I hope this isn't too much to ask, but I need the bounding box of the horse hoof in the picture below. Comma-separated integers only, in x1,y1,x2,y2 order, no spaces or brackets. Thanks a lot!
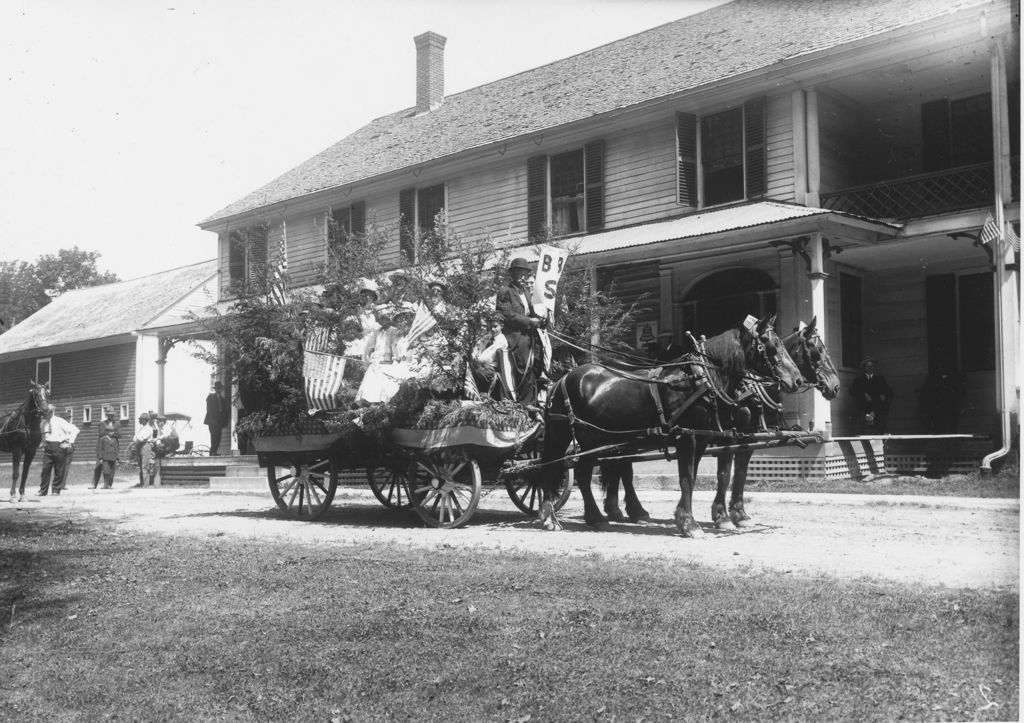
675,515,704,538
604,508,627,523
714,517,736,531
585,517,610,531
628,512,651,523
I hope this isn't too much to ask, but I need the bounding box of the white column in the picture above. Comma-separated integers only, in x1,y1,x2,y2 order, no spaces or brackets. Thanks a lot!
807,233,832,432
805,89,821,208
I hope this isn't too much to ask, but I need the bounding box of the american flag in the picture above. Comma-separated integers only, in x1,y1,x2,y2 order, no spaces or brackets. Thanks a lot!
404,302,438,346
303,327,347,413
980,214,1002,247
269,234,289,305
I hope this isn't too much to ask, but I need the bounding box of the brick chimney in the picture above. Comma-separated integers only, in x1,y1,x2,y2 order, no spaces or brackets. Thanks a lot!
414,31,446,113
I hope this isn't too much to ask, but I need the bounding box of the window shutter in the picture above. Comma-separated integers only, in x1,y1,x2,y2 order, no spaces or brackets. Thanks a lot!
399,188,416,262
228,231,245,288
921,99,950,173
584,140,605,232
247,226,268,292
744,97,766,198
676,113,698,207
527,155,547,240
350,201,366,236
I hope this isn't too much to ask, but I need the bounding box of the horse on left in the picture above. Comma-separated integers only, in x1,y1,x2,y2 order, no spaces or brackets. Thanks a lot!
0,381,50,502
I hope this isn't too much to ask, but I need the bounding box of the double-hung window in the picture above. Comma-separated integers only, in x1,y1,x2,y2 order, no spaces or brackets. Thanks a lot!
921,93,993,172
35,358,51,389
926,272,995,373
328,202,366,257
399,184,446,263
677,97,766,208
527,141,605,241
226,224,269,296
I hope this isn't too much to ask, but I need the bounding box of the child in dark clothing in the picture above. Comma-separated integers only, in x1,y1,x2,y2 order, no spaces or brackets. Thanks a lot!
93,424,120,489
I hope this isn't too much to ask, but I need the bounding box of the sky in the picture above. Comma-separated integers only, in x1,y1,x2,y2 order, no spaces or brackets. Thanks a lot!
1,0,727,281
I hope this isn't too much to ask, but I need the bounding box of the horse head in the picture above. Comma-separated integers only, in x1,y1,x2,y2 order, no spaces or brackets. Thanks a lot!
788,318,840,400
29,380,50,416
743,315,803,393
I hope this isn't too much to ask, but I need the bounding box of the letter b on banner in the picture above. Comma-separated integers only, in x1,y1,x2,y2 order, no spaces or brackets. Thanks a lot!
532,245,569,323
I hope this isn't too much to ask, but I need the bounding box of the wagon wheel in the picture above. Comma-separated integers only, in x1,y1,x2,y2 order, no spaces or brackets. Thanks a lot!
366,461,413,510
267,456,337,520
505,451,574,517
407,452,482,529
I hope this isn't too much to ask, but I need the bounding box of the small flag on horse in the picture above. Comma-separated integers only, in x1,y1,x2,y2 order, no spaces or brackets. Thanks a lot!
270,234,289,305
303,326,346,413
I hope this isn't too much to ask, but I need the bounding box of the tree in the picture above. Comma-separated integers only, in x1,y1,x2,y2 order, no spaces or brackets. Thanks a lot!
0,247,119,332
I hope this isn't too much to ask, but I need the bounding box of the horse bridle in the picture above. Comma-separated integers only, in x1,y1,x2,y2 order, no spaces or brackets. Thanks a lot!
784,329,830,394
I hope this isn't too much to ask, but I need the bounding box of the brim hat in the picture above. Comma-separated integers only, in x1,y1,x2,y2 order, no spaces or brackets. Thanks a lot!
355,278,379,297
860,356,877,368
510,257,533,272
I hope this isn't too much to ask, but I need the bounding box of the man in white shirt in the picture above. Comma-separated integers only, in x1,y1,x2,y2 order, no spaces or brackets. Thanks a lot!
38,408,79,496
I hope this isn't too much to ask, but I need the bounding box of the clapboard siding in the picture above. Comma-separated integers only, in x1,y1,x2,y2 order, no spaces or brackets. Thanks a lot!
0,344,136,462
286,215,326,287
817,90,867,193
448,158,525,238
605,124,678,227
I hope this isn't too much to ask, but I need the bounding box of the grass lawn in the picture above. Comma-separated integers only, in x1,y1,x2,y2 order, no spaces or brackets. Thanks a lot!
0,514,1017,722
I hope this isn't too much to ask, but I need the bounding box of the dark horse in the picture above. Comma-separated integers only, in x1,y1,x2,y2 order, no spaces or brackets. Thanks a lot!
537,316,804,536
0,381,50,501
711,317,840,529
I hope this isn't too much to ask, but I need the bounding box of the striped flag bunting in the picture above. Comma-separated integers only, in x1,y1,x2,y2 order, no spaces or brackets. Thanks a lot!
463,366,481,401
980,214,1001,247
1006,223,1020,253
404,302,438,346
303,326,346,413
269,234,289,305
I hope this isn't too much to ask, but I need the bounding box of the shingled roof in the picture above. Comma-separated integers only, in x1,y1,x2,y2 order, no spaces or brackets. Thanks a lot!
0,260,217,357
203,0,989,224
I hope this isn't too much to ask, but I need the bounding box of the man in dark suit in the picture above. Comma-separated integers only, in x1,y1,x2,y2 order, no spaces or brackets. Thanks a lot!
204,381,228,455
849,357,894,434
495,257,545,406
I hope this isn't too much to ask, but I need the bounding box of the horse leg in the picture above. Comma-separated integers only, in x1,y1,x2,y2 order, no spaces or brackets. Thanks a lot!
713,451,735,530
729,448,754,527
600,462,627,523
20,447,37,499
576,457,608,529
620,464,650,522
673,434,703,538
8,450,19,500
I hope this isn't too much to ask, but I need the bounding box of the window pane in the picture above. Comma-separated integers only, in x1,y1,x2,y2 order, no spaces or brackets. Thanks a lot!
950,94,992,167
417,185,445,231
36,359,51,388
551,150,584,234
701,108,744,205
839,273,863,368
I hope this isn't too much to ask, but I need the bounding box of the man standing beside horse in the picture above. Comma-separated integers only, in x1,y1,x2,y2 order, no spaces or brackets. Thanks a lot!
38,408,78,496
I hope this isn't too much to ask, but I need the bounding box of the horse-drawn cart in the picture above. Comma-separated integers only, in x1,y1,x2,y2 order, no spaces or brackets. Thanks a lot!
254,405,573,527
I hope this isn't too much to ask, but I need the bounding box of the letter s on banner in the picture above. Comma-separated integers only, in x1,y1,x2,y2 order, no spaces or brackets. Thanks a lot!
531,245,569,324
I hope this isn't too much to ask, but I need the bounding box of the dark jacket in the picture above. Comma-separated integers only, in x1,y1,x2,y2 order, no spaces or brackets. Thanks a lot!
204,392,227,427
849,373,893,413
496,283,537,368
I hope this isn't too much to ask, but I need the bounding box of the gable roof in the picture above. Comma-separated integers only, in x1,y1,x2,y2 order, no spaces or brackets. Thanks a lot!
0,260,218,358
202,0,992,225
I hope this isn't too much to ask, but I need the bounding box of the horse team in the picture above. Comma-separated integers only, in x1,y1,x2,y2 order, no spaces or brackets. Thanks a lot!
1,315,838,535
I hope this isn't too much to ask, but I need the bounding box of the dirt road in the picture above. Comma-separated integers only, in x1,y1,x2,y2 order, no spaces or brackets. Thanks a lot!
3,483,1018,590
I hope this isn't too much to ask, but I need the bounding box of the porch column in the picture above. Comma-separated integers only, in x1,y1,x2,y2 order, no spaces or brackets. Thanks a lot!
806,233,832,434
659,267,674,338
156,337,173,415
805,89,821,208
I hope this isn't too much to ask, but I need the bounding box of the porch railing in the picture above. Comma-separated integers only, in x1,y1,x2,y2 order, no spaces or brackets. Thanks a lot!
820,160,1019,219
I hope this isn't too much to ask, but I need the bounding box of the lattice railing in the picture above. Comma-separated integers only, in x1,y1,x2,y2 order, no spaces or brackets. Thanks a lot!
820,162,1004,219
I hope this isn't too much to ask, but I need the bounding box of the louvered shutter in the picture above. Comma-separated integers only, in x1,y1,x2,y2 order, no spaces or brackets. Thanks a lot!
584,140,605,232
921,99,950,173
228,231,245,290
527,155,547,241
676,113,697,207
399,188,416,262
744,97,766,199
247,226,268,293
350,201,366,236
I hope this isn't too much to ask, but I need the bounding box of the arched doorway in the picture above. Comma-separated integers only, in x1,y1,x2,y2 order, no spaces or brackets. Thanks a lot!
681,267,778,336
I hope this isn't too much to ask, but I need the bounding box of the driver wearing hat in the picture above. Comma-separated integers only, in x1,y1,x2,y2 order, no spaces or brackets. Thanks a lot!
495,257,545,406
